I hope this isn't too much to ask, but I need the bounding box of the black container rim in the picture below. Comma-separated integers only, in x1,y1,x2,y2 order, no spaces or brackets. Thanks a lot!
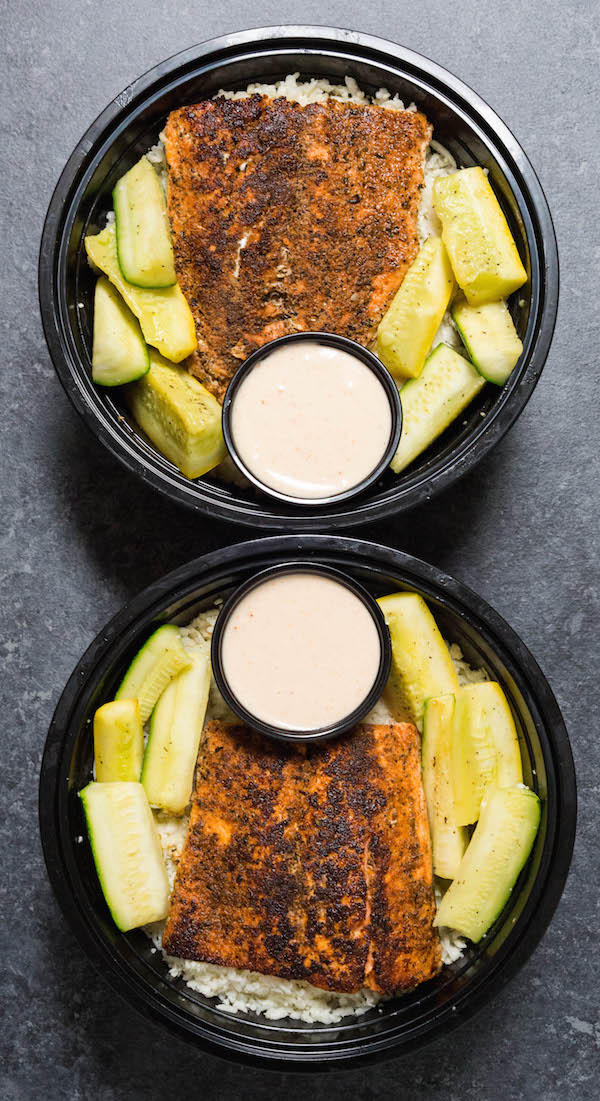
38,535,576,1070
210,561,392,741
221,333,402,507
38,26,559,531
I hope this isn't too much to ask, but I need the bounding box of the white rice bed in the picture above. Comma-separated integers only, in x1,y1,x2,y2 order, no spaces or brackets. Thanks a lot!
144,603,487,1026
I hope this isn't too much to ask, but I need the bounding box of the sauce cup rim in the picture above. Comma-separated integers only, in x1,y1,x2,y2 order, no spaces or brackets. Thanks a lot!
221,332,402,507
210,561,392,742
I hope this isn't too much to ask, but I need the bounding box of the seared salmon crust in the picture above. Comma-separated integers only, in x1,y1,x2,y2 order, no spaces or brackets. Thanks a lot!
165,96,432,401
163,721,441,995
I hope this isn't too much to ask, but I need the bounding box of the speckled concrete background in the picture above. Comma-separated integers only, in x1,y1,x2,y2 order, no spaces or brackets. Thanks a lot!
1,1,598,1097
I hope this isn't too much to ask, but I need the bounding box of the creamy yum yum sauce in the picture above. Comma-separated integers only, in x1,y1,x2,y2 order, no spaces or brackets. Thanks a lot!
220,573,382,732
229,341,393,499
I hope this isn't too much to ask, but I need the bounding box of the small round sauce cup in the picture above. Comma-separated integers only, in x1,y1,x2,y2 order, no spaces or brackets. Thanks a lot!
221,333,402,507
210,563,392,743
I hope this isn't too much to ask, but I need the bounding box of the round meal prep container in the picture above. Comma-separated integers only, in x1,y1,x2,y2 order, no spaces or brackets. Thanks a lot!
39,26,559,531
39,535,576,1070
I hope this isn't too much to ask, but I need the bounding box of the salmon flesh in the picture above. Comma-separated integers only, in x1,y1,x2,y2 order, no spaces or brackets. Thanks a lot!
164,95,432,401
162,721,441,995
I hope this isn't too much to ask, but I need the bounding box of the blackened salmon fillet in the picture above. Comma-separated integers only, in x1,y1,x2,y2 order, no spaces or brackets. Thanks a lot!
162,721,441,995
164,95,432,401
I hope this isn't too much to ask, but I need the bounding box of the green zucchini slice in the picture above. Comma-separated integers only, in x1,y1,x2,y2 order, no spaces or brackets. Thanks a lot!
113,156,176,288
142,646,211,814
115,624,191,723
422,695,468,879
377,591,459,725
91,277,149,386
434,784,540,941
390,344,485,474
93,698,144,782
452,294,523,385
85,225,197,363
80,781,170,931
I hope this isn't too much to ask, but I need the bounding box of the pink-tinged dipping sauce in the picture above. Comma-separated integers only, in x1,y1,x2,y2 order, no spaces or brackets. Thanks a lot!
220,572,383,732
229,341,393,499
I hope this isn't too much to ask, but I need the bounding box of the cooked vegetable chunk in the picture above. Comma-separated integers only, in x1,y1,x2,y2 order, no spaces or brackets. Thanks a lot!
142,646,211,815
91,277,149,386
126,350,226,479
390,344,485,474
114,156,176,288
452,294,523,385
378,591,459,725
422,695,468,879
451,681,523,826
80,781,170,931
433,168,527,306
116,624,191,723
93,698,144,782
85,225,196,362
376,237,455,380
434,784,540,941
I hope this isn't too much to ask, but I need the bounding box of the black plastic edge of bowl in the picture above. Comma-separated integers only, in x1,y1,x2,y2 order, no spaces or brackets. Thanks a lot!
210,561,392,741
38,26,559,531
38,535,576,1071
221,333,402,506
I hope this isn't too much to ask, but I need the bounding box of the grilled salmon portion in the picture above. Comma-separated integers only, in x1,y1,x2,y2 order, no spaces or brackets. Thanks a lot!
162,721,441,994
164,96,432,401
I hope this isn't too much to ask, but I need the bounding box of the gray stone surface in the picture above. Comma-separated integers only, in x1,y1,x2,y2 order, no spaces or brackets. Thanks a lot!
1,1,598,1097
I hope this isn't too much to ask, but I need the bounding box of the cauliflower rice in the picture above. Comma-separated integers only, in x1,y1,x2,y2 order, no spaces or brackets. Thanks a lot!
145,600,487,1025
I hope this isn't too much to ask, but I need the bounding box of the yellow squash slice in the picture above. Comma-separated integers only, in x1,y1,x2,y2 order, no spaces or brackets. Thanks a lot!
85,224,196,362
433,168,527,306
126,350,226,479
391,344,485,474
422,695,469,879
376,237,455,380
377,591,459,725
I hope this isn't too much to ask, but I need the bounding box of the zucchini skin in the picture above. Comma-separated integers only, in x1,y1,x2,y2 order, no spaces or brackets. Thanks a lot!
91,277,149,387
434,784,540,941
85,225,197,363
378,591,459,725
376,237,455,380
433,168,527,307
113,156,176,289
390,344,485,474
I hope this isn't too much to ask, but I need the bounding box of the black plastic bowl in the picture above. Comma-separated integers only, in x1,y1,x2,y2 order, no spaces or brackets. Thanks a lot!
39,535,575,1070
39,26,559,531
